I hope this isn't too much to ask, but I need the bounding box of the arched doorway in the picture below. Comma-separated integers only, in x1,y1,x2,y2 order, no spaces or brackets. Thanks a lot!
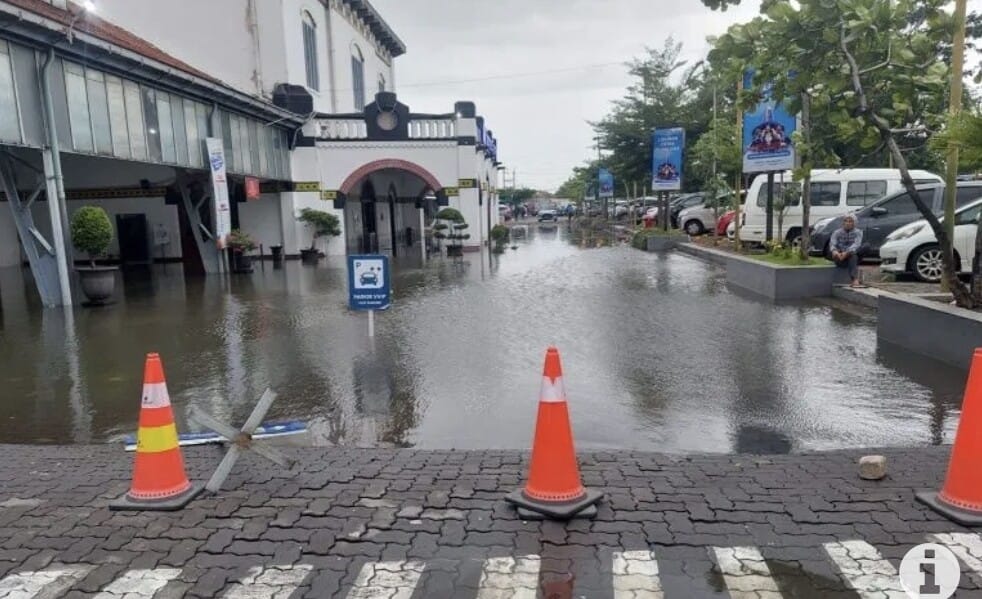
338,159,446,257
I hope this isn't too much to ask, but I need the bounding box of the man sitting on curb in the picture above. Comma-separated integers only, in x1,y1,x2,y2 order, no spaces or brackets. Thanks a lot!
829,214,864,287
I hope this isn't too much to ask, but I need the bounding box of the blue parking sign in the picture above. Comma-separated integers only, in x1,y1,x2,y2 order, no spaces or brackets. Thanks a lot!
348,255,391,311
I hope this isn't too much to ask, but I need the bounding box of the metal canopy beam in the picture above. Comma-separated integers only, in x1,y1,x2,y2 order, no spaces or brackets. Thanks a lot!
177,177,222,274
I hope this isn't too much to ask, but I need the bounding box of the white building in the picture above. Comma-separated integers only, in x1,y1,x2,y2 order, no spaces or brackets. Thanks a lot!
0,0,502,306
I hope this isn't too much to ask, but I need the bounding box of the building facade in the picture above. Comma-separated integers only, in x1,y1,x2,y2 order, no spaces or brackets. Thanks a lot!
0,0,501,307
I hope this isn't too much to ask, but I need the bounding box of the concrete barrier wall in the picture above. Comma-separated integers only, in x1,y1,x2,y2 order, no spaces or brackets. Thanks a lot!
878,293,982,370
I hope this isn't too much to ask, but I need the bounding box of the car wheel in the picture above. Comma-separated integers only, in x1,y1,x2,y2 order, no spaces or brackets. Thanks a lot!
910,245,944,283
684,220,704,236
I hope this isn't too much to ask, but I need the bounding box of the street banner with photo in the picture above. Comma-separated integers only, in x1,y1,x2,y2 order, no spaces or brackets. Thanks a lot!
598,168,614,199
205,138,232,247
742,70,796,173
651,127,685,191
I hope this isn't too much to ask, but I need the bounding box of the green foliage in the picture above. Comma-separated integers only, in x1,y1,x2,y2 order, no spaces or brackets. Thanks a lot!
932,111,982,171
499,188,536,207
750,251,822,267
298,208,340,249
490,224,510,242
434,208,465,223
433,208,469,246
631,227,685,249
227,229,256,253
70,206,113,264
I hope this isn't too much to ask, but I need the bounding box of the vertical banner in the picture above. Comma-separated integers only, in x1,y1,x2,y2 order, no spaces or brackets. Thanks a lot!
651,127,686,191
742,70,796,173
205,138,232,247
598,168,614,199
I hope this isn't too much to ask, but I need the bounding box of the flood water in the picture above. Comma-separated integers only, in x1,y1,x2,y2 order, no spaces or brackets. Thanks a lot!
0,225,967,453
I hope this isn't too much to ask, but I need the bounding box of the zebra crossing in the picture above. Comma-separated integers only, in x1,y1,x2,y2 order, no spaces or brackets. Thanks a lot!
1,532,979,598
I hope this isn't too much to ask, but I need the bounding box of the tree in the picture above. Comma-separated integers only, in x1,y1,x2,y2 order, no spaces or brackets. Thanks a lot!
71,206,113,268
710,0,976,304
499,187,536,208
298,208,341,251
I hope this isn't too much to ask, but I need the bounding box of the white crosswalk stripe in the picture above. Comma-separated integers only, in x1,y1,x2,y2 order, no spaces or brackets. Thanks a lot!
476,555,541,599
712,546,782,599
345,561,423,599
93,568,181,598
823,540,906,598
221,565,313,599
0,565,92,599
612,550,663,598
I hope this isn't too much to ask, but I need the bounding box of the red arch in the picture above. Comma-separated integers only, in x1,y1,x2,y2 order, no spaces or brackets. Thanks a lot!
339,159,443,195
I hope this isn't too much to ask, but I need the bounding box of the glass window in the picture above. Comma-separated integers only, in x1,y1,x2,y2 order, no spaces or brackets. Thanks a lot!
184,99,201,168
351,44,365,110
171,97,188,165
956,186,982,207
755,183,793,207
846,181,887,206
64,62,93,151
810,182,841,207
85,69,112,154
196,102,210,166
302,12,319,91
105,75,129,158
123,81,145,159
258,123,270,176
956,204,982,226
0,42,22,142
156,93,176,163
878,193,919,216
221,111,233,171
10,43,42,146
142,87,162,162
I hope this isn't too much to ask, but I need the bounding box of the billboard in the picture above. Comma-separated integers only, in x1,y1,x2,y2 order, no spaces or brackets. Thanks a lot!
598,168,614,199
205,138,232,247
742,70,796,173
651,128,685,191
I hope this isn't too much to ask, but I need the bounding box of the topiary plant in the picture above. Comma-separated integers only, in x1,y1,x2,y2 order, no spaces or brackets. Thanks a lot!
433,208,470,255
227,229,257,253
71,206,113,267
298,208,341,250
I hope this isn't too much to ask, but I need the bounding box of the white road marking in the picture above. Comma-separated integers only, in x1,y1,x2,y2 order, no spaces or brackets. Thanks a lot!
476,555,541,599
93,568,181,598
712,546,782,599
824,540,906,598
221,565,313,599
345,561,424,599
612,550,663,598
932,532,982,583
0,565,92,599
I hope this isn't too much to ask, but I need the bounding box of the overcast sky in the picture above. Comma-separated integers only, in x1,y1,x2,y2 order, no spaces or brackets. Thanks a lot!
370,0,761,191
371,0,981,192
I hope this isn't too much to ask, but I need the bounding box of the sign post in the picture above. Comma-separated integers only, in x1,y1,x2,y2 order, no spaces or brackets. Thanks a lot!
652,127,686,232
205,138,232,272
348,255,391,338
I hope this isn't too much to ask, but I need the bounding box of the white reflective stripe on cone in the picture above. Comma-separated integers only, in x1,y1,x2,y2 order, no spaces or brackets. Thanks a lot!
141,382,172,409
539,376,566,403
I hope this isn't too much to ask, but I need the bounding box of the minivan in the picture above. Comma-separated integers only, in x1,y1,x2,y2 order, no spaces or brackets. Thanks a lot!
738,168,943,245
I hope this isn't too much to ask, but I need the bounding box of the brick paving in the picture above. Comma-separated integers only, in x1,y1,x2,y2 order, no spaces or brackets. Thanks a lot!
1,444,981,597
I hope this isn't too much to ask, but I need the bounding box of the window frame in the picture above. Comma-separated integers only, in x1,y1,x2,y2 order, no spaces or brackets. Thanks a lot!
846,180,888,207
302,11,319,92
351,43,365,110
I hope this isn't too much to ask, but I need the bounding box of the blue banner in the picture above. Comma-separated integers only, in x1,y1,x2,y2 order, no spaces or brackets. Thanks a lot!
348,255,391,311
742,70,796,173
651,128,685,191
598,168,614,199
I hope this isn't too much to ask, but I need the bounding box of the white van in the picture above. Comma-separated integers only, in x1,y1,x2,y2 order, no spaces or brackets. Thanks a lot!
738,168,943,245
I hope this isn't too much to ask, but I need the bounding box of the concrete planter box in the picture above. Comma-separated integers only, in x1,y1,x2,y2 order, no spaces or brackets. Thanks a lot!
878,292,982,370
676,243,729,266
645,236,682,252
725,254,835,300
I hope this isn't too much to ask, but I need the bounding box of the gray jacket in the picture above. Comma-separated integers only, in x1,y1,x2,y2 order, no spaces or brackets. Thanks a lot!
830,227,863,254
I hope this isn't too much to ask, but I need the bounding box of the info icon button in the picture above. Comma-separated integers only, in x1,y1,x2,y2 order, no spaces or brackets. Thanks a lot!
899,543,960,599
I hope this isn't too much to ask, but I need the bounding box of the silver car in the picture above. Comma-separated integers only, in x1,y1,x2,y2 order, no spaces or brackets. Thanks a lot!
677,196,734,236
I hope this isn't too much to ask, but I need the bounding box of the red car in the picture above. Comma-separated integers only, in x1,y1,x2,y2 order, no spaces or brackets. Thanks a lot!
716,210,736,236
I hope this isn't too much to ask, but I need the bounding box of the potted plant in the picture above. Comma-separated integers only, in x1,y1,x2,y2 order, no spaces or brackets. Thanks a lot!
433,208,470,257
70,206,117,304
490,224,510,254
227,229,257,274
298,208,341,264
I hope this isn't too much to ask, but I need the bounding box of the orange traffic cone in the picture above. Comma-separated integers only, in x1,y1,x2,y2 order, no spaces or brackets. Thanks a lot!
506,347,602,520
917,348,982,524
111,353,201,511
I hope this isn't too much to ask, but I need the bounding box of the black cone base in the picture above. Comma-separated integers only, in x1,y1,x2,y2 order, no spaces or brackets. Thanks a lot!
505,488,602,520
916,491,982,526
110,483,203,512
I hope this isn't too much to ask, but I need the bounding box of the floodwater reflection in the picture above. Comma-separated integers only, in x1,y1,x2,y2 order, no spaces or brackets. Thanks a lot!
0,225,966,453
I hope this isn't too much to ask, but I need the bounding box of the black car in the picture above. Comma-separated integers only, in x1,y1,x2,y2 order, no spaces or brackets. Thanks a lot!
669,193,706,228
809,182,982,258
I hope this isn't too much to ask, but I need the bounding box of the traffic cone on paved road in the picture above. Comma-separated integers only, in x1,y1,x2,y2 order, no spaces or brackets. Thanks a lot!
505,347,602,520
110,353,201,511
917,348,982,525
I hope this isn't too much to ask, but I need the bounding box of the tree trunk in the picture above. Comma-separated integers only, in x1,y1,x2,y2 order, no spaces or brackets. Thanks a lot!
799,93,811,261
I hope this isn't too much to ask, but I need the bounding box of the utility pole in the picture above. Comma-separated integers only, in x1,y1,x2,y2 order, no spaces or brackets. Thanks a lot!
594,136,604,220
945,0,967,285
734,76,743,249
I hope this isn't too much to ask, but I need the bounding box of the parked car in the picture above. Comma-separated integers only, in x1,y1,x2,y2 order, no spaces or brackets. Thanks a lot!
633,197,660,216
538,209,558,223
669,193,706,228
880,197,982,282
809,182,982,258
498,205,512,221
716,210,736,237
738,168,943,246
677,195,735,236
726,220,736,240
613,201,631,220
